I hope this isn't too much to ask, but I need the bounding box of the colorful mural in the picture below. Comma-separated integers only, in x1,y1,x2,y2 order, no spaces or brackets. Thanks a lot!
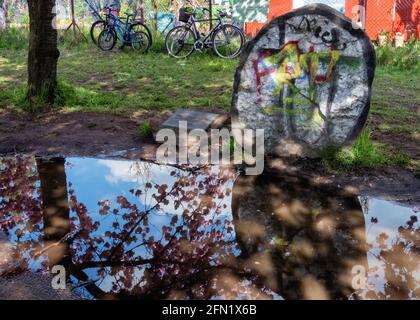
293,0,345,13
232,0,270,23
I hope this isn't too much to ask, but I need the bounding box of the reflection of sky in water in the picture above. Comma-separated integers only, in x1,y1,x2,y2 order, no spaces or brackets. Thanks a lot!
360,197,419,297
2,155,418,299
67,158,233,224
64,158,235,295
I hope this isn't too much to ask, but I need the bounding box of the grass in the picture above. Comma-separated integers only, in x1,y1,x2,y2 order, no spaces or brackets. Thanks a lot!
0,27,419,171
138,120,153,138
0,38,236,113
321,130,409,171
0,27,28,50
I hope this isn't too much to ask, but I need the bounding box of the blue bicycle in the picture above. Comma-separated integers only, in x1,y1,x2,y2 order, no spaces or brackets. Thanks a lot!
97,6,152,53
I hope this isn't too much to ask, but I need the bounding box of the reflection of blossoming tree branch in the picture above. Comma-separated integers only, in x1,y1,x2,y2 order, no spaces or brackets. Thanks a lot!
0,156,44,272
0,156,42,232
67,164,243,299
364,215,419,299
0,156,268,299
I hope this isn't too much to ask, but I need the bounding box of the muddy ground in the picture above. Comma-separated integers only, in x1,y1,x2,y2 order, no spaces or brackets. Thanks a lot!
0,110,419,204
0,110,164,157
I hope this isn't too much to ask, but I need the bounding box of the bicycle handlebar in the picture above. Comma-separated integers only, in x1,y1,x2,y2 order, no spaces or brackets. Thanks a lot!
103,5,134,19
104,4,116,8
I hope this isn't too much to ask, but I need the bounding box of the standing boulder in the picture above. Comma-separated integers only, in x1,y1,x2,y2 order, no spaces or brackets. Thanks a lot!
232,4,375,157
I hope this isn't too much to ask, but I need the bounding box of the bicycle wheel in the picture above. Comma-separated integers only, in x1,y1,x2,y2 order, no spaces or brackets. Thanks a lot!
212,24,245,59
165,26,195,58
97,28,117,51
130,31,150,53
129,22,153,49
90,20,106,45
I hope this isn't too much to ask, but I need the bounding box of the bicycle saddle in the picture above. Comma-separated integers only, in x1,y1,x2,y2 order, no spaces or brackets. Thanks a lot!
218,10,227,17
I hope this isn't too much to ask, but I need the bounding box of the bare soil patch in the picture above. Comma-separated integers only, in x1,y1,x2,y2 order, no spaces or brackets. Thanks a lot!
0,110,165,157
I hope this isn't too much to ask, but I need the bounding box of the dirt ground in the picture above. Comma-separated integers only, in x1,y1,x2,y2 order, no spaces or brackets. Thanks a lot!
369,112,420,161
0,109,165,157
0,109,419,204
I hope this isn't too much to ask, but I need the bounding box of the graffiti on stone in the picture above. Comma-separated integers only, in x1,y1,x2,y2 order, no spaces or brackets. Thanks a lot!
232,4,376,157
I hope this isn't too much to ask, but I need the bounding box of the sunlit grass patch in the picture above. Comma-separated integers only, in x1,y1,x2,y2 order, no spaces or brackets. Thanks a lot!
55,80,128,111
321,130,409,171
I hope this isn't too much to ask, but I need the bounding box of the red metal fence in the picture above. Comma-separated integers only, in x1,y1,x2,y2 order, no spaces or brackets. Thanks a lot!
244,0,420,41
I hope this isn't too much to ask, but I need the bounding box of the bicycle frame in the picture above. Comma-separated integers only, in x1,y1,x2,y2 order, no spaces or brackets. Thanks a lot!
186,15,225,45
160,16,176,35
105,11,134,44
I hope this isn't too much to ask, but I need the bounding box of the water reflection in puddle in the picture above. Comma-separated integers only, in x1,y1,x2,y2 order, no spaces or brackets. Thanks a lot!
0,155,418,300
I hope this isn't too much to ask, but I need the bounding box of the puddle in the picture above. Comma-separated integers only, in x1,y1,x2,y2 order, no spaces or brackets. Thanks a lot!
0,155,418,300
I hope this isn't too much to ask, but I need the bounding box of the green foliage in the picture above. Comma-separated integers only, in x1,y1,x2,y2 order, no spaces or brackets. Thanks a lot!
0,26,91,50
149,30,167,54
0,27,28,50
0,85,28,110
376,40,420,70
0,80,125,112
321,130,409,171
138,120,153,138
58,29,90,49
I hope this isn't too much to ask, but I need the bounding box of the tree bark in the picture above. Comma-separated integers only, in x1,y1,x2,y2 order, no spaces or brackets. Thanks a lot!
137,0,145,23
153,0,158,31
27,0,60,106
209,0,212,30
0,0,7,30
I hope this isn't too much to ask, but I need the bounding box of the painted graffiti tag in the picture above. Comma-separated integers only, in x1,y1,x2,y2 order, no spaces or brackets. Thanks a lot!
232,5,376,156
253,41,341,126
287,16,348,50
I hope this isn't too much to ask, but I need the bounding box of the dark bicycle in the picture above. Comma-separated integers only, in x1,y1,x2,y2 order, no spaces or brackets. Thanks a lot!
94,5,152,53
165,2,245,59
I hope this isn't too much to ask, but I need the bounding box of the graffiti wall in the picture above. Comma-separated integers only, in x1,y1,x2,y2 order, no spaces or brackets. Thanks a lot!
232,4,376,157
232,0,270,23
293,0,345,13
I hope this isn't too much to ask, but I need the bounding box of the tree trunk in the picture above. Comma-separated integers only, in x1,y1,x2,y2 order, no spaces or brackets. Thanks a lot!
36,157,71,269
27,0,60,106
153,0,158,31
137,0,145,23
0,0,7,30
209,0,212,30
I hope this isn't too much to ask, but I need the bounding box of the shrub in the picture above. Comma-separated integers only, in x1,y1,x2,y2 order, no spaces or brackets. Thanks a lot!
376,40,420,70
